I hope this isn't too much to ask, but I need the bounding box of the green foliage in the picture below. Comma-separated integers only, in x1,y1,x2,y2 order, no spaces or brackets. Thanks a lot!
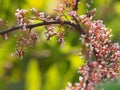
96,79,120,90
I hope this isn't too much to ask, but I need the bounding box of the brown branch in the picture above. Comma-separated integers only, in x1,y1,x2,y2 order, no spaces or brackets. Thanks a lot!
73,0,80,11
0,20,85,35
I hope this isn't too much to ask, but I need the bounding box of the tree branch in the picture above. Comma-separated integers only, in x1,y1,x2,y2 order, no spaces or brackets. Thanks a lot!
73,0,80,11
0,20,85,35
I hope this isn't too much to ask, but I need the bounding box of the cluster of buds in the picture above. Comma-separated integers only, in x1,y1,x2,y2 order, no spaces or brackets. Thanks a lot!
12,31,38,59
30,8,45,20
54,4,65,13
80,15,120,62
66,14,120,90
63,0,76,10
57,31,65,47
44,25,57,40
44,25,65,47
14,6,68,58
14,8,47,58
0,18,7,26
15,8,45,31
69,11,77,17
15,9,28,30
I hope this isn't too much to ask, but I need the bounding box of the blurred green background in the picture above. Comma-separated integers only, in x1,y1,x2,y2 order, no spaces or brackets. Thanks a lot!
0,0,120,90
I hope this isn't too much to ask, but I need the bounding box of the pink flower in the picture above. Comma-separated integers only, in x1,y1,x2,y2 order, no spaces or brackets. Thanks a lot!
69,11,77,17
39,12,45,18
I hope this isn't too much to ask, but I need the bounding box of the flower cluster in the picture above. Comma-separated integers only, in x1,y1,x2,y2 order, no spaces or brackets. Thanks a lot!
14,8,46,58
69,11,77,17
63,0,76,10
57,31,65,48
44,25,57,40
30,8,45,20
54,4,65,13
15,8,45,31
0,18,7,26
15,9,28,30
44,25,65,47
80,16,120,62
12,31,38,59
66,15,120,90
